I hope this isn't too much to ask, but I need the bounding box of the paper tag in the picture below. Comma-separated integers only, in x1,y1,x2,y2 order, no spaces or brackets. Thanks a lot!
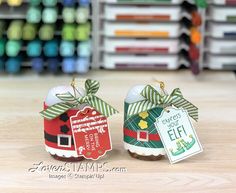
155,107,203,164
70,106,112,160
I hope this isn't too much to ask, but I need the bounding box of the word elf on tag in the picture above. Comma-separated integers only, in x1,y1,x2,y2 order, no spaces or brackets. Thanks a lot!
151,82,203,164
40,78,118,161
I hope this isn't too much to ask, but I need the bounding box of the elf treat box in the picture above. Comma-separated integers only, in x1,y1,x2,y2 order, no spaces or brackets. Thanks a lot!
40,79,118,161
124,85,165,160
123,83,199,161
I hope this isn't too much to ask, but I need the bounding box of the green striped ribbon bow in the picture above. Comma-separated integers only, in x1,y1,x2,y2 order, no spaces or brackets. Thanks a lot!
127,85,198,121
40,79,118,120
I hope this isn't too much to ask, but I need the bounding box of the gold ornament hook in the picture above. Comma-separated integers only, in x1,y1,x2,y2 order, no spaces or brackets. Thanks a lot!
71,77,76,88
153,79,166,93
70,77,84,97
71,76,77,97
153,79,169,112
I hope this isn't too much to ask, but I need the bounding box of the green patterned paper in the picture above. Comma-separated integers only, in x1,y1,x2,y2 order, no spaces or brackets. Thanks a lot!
124,102,164,149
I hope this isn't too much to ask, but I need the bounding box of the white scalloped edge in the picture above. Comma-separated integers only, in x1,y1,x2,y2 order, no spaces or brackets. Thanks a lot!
124,142,166,156
45,145,79,158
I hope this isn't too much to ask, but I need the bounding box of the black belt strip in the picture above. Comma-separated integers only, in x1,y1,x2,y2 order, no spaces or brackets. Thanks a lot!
44,131,74,145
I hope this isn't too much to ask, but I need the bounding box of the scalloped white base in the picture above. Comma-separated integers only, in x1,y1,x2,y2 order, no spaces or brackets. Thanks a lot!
45,145,79,158
124,142,166,156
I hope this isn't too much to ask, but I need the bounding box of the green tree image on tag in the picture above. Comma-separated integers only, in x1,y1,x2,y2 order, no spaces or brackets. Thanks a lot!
155,107,203,164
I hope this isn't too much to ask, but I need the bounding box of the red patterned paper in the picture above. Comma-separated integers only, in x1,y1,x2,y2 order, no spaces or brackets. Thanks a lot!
70,106,112,160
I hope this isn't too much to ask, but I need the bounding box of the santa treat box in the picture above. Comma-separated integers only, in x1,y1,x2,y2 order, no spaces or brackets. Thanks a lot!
40,79,118,161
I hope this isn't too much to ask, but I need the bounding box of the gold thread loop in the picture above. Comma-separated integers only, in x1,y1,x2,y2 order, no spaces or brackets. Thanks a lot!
153,79,166,94
71,77,77,97
152,78,170,112
70,77,84,98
